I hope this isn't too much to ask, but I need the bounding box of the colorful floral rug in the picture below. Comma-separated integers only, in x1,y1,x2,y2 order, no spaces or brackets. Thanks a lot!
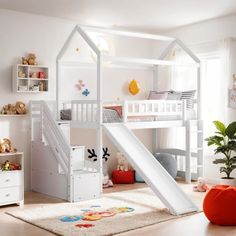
7,185,204,236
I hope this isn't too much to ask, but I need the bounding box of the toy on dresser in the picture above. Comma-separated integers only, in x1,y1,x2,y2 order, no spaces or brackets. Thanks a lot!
1,160,21,171
0,138,17,153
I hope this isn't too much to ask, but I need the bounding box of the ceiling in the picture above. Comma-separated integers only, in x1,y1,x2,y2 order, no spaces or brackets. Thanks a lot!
0,0,236,32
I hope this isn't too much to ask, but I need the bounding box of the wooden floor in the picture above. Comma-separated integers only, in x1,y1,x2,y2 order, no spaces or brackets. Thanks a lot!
0,183,236,236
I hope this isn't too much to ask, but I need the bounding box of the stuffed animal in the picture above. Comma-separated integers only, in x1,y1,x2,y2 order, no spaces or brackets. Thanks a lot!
1,102,26,115
116,152,131,171
27,53,37,65
193,177,208,192
21,53,37,65
21,57,28,65
1,104,16,115
15,101,27,114
1,160,21,171
0,138,16,153
1,160,10,171
102,174,113,188
18,68,26,78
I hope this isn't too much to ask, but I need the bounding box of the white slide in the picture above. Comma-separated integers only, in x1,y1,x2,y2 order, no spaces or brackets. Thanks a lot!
104,123,198,215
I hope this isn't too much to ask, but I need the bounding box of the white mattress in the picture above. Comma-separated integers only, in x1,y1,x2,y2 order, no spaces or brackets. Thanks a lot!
127,109,196,122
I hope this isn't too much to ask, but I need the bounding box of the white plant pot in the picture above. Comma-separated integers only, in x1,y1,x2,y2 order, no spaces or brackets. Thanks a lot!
220,178,236,186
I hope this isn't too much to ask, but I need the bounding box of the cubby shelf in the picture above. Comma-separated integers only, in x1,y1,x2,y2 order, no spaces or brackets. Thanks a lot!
12,64,49,93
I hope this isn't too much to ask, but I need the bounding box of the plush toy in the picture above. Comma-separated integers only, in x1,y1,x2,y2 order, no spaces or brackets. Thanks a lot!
1,160,10,171
1,104,16,115
21,53,37,65
21,57,28,65
27,53,37,65
1,160,21,171
1,102,26,115
102,174,113,188
0,138,17,153
193,177,208,192
18,68,26,78
116,152,131,171
15,101,27,114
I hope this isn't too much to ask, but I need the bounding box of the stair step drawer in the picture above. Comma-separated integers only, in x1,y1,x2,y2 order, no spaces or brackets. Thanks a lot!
0,187,23,204
0,171,22,188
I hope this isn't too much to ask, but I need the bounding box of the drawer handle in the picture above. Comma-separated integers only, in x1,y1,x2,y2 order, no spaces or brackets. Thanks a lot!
5,193,10,197
5,179,10,182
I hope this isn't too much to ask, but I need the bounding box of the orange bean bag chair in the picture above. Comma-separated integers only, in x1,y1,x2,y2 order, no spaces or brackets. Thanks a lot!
203,185,236,226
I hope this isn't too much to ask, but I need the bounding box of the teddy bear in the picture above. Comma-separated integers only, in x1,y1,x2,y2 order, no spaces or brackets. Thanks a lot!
27,53,37,65
21,53,37,65
0,138,16,153
15,101,27,114
1,104,16,115
116,152,131,171
21,57,28,65
193,177,208,192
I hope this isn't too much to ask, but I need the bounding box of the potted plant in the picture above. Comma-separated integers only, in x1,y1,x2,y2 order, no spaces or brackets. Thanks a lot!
205,120,236,186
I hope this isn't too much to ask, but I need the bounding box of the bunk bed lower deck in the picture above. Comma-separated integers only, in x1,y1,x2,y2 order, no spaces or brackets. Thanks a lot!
57,99,203,183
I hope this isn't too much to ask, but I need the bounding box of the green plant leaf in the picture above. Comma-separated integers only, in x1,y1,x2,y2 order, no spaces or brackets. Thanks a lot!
225,122,236,139
213,158,226,164
205,135,224,146
230,156,236,163
213,121,226,135
214,146,228,154
215,131,225,136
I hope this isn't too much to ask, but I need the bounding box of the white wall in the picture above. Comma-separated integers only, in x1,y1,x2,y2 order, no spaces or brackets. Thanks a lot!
0,9,155,190
165,14,236,181
165,14,236,44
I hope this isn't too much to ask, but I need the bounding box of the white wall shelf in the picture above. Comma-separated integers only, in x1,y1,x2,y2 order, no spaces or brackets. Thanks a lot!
0,115,27,117
12,64,49,93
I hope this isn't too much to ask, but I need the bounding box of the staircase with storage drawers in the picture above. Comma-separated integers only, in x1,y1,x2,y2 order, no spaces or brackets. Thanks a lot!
30,101,100,202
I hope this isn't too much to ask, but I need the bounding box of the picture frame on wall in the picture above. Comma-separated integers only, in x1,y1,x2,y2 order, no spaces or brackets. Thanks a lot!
228,89,236,109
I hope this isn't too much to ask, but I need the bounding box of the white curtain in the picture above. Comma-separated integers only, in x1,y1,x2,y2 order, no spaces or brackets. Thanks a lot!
224,38,236,123
158,39,236,151
158,48,197,150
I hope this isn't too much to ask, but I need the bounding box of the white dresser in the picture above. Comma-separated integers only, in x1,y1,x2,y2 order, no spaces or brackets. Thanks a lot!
0,152,24,207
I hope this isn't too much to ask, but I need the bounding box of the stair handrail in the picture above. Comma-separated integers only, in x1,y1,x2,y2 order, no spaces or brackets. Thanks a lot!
41,100,71,175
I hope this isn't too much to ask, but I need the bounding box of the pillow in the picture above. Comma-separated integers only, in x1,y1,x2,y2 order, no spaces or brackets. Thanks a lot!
60,109,71,120
180,90,196,109
148,91,168,100
104,105,122,118
103,108,121,123
166,91,182,100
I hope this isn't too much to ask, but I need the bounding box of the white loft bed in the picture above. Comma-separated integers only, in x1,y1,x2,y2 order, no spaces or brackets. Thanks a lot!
31,25,203,216
56,25,203,182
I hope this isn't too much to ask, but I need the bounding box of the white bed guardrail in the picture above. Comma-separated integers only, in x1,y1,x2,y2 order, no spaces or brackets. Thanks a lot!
69,99,189,124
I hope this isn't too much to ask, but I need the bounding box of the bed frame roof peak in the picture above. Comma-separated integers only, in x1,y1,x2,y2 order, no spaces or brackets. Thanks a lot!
56,24,200,64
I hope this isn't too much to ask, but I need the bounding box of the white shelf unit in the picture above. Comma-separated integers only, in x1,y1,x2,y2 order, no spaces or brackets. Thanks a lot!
12,64,49,93
0,152,24,207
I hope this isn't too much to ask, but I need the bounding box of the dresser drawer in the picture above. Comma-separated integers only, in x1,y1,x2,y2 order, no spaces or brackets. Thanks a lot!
0,187,23,204
0,171,23,188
